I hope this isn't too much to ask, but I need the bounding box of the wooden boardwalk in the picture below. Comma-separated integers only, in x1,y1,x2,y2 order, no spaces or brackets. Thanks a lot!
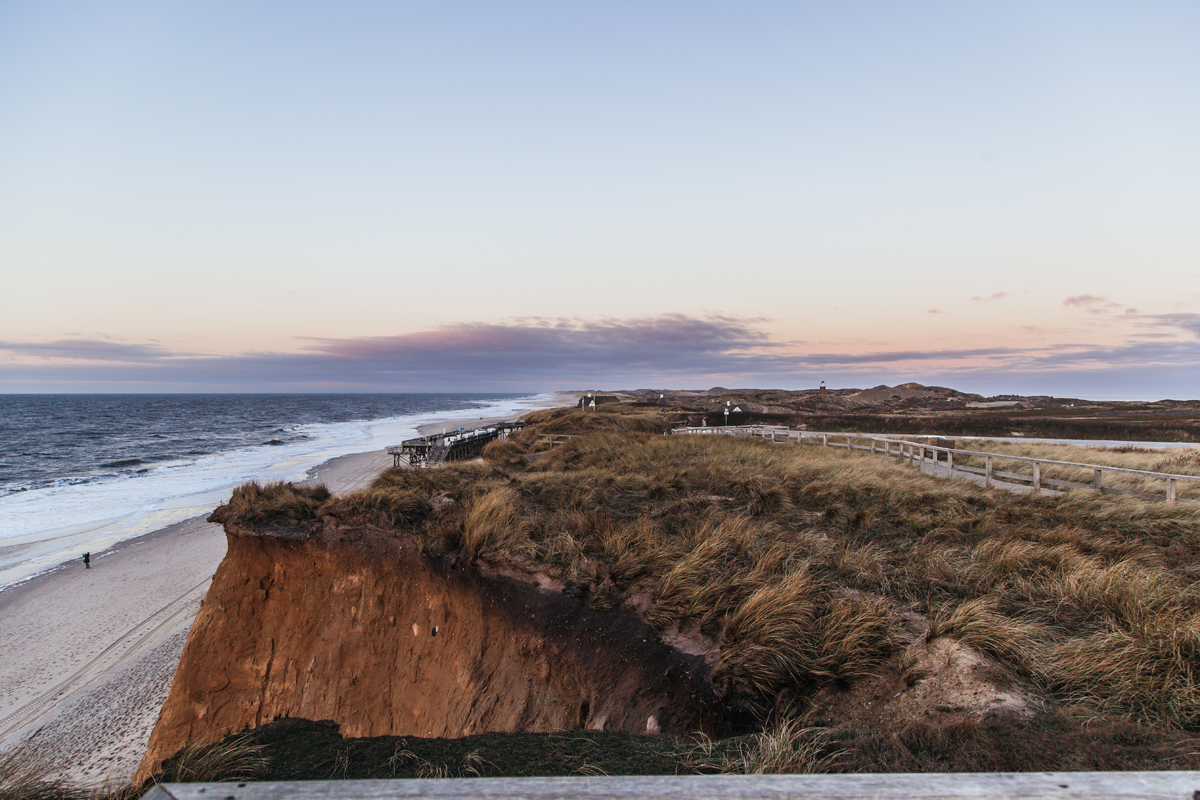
672,426,1200,504
387,422,524,468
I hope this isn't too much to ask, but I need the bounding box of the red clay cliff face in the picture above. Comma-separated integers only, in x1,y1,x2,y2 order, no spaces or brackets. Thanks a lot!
136,515,749,782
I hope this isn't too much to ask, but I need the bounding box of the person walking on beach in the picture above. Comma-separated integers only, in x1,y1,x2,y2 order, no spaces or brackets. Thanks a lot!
82,552,90,570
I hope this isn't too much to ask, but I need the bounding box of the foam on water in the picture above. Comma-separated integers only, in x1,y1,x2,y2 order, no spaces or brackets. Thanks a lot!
0,394,550,589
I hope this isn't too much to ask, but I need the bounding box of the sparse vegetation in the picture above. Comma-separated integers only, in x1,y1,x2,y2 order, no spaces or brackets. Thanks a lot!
0,747,72,800
154,735,268,784
152,713,1200,781
688,721,845,774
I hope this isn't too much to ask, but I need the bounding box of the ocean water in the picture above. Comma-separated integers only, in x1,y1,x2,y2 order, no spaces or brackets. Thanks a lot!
0,393,543,588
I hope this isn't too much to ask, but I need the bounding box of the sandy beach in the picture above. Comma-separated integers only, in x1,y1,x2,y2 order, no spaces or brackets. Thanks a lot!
0,392,574,788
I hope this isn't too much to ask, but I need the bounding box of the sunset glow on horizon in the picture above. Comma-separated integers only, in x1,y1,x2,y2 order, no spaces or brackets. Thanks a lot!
2,2,1198,398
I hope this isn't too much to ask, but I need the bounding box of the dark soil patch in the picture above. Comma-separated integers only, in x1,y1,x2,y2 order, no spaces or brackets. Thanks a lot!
165,714,1200,782
209,718,707,779
834,711,1200,773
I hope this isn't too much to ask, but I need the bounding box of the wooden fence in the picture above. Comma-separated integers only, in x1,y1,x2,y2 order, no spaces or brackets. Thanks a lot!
142,771,1200,800
535,434,577,447
671,426,1200,504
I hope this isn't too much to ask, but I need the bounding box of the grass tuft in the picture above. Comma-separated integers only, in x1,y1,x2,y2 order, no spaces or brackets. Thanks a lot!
0,747,73,800
155,735,269,784
460,486,536,561
688,721,843,774
216,481,330,528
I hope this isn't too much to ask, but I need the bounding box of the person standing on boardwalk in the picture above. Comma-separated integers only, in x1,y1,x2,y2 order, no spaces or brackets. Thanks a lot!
82,552,90,569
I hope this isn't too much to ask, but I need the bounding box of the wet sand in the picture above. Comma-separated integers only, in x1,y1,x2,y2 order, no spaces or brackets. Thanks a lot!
0,392,574,788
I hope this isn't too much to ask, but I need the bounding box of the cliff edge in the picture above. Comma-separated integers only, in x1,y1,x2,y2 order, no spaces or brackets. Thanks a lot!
135,496,749,782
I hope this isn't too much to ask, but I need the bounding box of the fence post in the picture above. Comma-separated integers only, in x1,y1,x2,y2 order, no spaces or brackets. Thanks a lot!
871,439,876,454
1094,468,1103,493
985,456,993,488
846,435,852,450
1033,462,1042,492
918,447,925,469
822,434,827,447
1167,478,1177,504
947,450,954,477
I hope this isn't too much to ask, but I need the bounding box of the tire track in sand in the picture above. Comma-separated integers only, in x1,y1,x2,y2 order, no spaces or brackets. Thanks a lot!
0,576,210,743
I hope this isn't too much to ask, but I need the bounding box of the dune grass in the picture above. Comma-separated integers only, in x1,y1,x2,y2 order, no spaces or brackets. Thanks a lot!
218,406,1200,741
217,481,331,527
0,747,73,800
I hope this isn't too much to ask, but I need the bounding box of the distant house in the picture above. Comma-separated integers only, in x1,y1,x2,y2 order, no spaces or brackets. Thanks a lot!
578,395,621,409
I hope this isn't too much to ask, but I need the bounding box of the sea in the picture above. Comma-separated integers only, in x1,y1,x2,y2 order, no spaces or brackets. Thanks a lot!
0,393,547,589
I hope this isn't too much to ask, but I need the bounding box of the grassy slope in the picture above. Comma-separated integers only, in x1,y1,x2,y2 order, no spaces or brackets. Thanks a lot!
164,406,1200,781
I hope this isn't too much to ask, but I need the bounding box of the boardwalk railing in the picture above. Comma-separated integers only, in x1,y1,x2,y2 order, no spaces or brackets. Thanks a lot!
143,771,1200,800
535,433,577,447
388,422,525,467
671,425,1200,504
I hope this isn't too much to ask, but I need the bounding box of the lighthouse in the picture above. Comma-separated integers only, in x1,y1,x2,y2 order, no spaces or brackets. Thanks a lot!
819,381,827,396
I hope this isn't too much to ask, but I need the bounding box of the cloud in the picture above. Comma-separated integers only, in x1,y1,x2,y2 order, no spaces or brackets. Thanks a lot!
970,292,1010,302
3,314,1200,394
1141,313,1200,339
926,309,943,315
0,338,175,362
1063,295,1135,315
1063,295,1108,307
0,316,780,391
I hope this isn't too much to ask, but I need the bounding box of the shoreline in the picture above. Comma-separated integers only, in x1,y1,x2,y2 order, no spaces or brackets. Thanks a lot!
0,392,576,592
0,391,574,787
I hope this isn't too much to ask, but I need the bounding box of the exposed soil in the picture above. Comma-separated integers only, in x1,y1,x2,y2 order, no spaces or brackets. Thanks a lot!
801,637,1038,732
136,514,755,783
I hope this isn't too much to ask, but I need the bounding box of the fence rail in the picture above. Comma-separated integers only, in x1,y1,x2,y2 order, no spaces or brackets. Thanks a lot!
671,425,1200,504
535,434,577,447
143,771,1200,800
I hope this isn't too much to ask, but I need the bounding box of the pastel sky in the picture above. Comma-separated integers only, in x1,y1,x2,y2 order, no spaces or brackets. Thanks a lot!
2,2,1198,397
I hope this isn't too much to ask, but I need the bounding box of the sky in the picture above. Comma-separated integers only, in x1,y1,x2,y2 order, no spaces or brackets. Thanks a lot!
1,2,1198,398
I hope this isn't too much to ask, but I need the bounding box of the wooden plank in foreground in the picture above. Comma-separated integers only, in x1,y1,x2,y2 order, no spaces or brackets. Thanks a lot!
146,771,1200,800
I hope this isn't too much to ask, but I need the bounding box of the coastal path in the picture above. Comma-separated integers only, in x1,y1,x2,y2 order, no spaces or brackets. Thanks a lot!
671,425,1200,504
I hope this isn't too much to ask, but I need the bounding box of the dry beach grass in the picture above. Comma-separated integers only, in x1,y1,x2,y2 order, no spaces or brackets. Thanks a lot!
218,406,1200,749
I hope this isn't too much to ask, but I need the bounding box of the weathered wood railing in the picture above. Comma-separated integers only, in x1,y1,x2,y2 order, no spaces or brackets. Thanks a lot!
536,433,577,447
389,423,523,467
671,425,1200,504
143,770,1200,800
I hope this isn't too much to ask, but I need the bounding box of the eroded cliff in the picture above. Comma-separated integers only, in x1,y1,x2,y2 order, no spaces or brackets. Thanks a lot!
136,508,750,782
